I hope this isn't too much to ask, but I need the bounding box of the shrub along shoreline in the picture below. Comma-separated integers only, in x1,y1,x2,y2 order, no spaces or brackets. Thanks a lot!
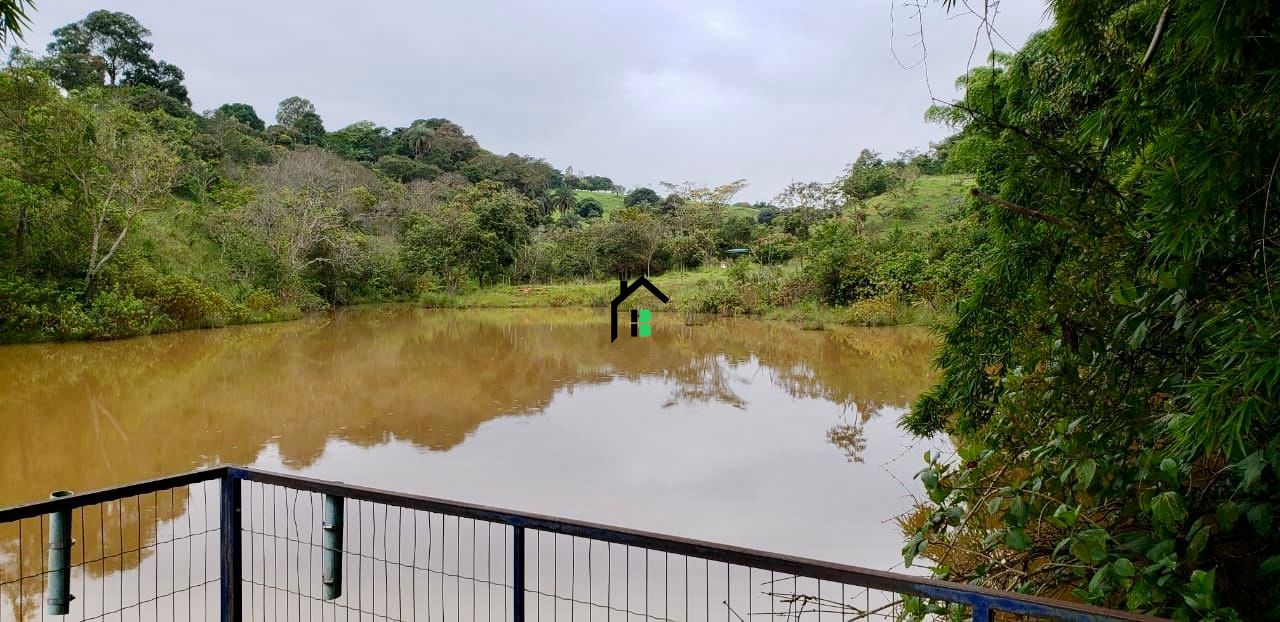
418,265,949,328
3,11,978,343
0,265,948,345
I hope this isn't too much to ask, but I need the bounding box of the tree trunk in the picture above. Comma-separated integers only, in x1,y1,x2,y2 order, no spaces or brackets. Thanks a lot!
14,203,27,266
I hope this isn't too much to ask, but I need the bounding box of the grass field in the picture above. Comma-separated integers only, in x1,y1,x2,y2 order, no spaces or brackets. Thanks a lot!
422,263,947,328
424,267,724,309
861,174,973,234
573,190,625,218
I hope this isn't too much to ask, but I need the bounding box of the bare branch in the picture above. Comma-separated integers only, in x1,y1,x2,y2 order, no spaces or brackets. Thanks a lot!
970,188,1079,231
1140,3,1173,73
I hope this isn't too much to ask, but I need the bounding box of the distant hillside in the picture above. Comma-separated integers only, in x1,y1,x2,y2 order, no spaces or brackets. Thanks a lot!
861,174,973,234
573,190,625,218
573,190,760,221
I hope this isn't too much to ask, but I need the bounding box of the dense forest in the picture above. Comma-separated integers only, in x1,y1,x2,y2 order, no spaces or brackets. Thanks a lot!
900,1,1280,619
0,9,980,342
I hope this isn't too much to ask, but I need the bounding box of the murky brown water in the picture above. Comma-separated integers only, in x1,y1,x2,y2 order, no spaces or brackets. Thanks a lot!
0,307,942,620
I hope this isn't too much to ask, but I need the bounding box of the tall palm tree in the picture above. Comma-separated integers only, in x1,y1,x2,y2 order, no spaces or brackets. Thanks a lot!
551,187,576,219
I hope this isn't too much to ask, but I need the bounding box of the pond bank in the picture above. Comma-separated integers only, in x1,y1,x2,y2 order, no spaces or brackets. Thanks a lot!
419,268,950,329
1,269,950,345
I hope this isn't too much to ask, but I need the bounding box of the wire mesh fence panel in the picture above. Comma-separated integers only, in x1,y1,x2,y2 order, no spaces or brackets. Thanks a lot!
241,481,515,622
521,536,906,622
236,486,918,622
0,468,1160,622
0,480,220,622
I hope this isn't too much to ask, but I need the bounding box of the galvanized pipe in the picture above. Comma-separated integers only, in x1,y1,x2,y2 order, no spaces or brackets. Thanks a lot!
322,493,343,600
46,490,75,615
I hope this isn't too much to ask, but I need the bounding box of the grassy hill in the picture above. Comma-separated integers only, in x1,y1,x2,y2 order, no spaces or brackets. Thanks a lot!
573,190,625,218
861,174,973,234
135,204,239,295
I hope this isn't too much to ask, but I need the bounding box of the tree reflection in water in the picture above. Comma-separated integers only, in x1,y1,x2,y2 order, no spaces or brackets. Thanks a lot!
0,307,937,618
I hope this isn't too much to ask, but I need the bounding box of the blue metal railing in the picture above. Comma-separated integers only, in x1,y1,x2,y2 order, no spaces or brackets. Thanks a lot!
0,466,1163,622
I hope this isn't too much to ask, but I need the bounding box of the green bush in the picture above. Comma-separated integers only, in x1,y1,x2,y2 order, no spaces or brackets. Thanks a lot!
752,233,799,265
771,271,818,307
0,276,93,341
150,274,233,328
418,290,462,308
677,278,745,315
241,288,279,313
89,287,167,339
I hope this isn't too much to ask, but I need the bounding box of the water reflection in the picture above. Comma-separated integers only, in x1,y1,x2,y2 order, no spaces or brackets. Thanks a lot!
0,307,935,507
0,307,940,620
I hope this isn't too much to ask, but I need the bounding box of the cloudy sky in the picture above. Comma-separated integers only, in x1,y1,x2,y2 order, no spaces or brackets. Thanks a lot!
18,1,1049,202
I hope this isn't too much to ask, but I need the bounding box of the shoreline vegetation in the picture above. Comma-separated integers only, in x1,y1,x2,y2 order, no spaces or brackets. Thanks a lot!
417,267,950,329
0,7,980,345
0,266,952,345
4,1,1279,618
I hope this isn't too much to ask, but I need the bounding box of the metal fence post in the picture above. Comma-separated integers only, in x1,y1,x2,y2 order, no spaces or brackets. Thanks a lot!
46,490,75,615
972,601,993,622
220,474,243,622
322,494,343,600
513,525,526,622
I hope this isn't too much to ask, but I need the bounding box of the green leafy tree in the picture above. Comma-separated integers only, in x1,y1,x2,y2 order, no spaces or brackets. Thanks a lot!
216,103,265,132
839,149,897,202
716,214,754,251
401,181,532,288
904,2,1280,618
292,111,325,146
755,205,780,225
594,218,654,278
401,199,479,292
624,187,659,207
45,10,152,88
123,58,188,103
405,119,480,170
0,67,66,269
275,96,315,127
575,197,603,219
373,154,429,183
15,88,181,288
575,175,613,191
326,120,390,161
773,181,841,237
461,152,558,198
42,10,189,102
122,84,189,117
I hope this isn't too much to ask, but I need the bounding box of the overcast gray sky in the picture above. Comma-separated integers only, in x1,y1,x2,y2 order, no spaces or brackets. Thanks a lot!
18,1,1049,202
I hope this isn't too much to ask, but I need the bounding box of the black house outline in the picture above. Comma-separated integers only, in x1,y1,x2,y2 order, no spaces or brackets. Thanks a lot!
611,277,669,342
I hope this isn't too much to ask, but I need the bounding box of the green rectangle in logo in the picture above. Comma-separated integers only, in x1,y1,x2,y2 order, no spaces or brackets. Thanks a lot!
638,323,652,337
637,309,651,323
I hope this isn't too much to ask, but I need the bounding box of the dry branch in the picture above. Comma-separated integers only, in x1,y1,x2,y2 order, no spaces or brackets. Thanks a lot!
970,188,1079,231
